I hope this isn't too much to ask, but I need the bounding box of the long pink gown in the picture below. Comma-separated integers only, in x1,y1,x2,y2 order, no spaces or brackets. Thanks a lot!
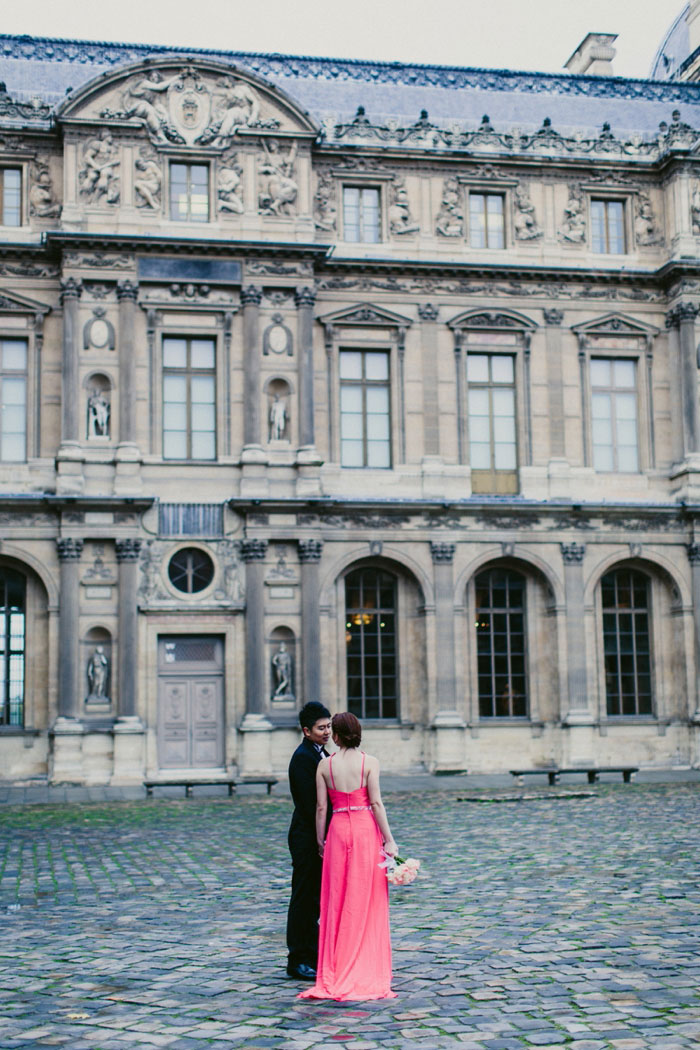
298,753,396,1001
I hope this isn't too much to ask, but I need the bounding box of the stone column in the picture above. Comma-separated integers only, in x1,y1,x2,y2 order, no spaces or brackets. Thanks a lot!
295,286,316,450
543,309,566,460
239,538,273,774
116,281,139,446
418,304,440,456
667,303,700,457
298,539,323,704
112,537,145,783
51,538,84,783
561,543,591,721
429,541,466,773
242,286,263,450
56,278,85,494
687,544,700,722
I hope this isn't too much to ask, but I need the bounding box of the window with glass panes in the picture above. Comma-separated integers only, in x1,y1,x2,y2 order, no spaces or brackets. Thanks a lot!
0,169,21,227
475,568,527,718
469,192,505,248
590,358,638,472
169,162,209,222
342,186,381,242
345,568,397,720
602,569,652,716
591,199,625,254
0,339,27,462
467,350,517,493
162,337,216,460
339,350,391,467
0,567,25,727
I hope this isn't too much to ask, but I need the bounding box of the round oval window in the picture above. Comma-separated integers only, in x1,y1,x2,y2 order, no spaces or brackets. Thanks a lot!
167,548,215,594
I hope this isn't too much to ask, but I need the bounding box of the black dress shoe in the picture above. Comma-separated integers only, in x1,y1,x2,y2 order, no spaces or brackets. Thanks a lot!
286,962,317,980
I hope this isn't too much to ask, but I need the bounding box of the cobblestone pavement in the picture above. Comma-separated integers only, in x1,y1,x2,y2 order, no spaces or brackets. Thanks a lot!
1,783,699,1050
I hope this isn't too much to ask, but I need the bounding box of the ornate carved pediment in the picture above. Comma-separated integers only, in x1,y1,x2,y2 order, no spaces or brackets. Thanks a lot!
571,312,659,339
318,302,413,329
57,58,318,148
447,308,537,331
0,288,51,316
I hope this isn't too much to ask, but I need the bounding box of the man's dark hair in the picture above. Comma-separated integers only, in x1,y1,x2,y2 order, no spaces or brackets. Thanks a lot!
299,701,331,731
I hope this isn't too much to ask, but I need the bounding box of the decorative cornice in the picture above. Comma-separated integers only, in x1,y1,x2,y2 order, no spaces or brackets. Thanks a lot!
241,286,263,307
430,541,455,564
561,542,585,564
116,279,139,303
56,537,83,561
115,538,142,562
298,539,323,563
294,286,316,308
240,538,268,562
59,277,83,304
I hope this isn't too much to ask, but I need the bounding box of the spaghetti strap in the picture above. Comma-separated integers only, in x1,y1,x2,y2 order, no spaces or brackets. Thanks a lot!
328,753,336,790
360,751,365,789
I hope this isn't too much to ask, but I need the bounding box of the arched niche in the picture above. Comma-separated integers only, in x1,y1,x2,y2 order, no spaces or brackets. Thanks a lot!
83,626,113,705
83,372,112,440
265,376,292,443
269,625,296,704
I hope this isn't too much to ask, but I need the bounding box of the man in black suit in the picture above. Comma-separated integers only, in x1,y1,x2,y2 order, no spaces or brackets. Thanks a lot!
286,701,332,980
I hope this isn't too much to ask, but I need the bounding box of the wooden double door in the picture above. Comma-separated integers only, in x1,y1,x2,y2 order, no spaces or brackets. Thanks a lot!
157,635,224,769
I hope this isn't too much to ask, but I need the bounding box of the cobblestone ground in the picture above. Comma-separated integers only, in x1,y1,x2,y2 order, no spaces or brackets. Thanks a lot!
1,784,699,1050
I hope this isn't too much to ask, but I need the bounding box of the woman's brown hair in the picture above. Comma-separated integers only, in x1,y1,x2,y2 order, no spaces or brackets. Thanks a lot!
332,712,362,749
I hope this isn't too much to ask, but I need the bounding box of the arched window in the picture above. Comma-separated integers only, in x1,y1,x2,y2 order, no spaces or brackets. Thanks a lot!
601,568,652,716
0,567,25,726
345,568,397,720
475,567,527,718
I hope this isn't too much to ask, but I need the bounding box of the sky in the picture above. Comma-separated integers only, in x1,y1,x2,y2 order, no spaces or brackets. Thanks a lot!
0,0,687,79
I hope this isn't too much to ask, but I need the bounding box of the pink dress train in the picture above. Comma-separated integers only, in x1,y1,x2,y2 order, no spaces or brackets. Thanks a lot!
298,753,396,1001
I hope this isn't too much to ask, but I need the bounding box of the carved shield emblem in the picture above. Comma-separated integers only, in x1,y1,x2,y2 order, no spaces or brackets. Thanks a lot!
168,73,211,146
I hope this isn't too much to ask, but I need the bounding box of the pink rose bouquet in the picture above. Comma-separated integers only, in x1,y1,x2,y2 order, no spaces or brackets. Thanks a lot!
379,849,421,885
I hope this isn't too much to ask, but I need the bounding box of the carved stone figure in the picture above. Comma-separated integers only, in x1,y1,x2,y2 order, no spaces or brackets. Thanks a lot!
314,171,337,231
513,185,542,240
208,79,260,146
87,645,109,701
134,151,162,209
560,184,586,244
269,393,287,440
435,176,464,237
29,158,61,218
692,183,700,236
87,388,110,438
80,131,120,204
120,71,185,143
217,153,244,214
259,139,298,216
389,177,419,235
635,194,662,247
271,642,294,700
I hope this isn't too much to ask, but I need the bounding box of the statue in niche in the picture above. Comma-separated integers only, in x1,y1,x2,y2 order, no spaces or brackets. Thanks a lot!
313,172,337,231
259,139,298,216
560,185,586,244
435,176,463,237
271,642,294,700
87,645,110,702
87,388,110,438
269,393,288,441
134,151,162,209
514,185,542,240
217,153,244,214
80,131,120,204
692,183,700,236
29,158,61,218
634,194,662,247
389,177,419,235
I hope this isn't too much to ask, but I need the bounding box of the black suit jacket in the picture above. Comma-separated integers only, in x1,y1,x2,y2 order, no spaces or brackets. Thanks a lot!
288,737,330,859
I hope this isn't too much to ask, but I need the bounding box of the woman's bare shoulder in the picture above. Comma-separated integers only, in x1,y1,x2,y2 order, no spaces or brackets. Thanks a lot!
363,752,380,769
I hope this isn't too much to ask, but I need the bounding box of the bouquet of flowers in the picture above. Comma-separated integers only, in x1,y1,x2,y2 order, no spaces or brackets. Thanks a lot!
379,849,421,886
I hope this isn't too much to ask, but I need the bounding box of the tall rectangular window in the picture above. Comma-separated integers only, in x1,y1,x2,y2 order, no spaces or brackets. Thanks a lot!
591,199,625,254
162,337,216,460
602,569,652,716
467,353,517,493
343,186,381,242
345,568,397,720
0,169,21,227
469,193,505,248
475,568,528,718
0,568,25,727
590,358,638,472
339,350,391,468
0,339,27,462
169,163,209,222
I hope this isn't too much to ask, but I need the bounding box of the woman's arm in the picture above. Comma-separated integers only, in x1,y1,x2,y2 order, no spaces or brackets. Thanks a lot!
367,759,398,857
315,761,329,858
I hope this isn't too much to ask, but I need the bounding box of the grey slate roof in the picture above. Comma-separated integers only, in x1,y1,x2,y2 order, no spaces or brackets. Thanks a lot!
2,32,700,139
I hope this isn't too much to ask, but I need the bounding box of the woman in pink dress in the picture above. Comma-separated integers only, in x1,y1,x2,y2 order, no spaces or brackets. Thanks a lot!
298,712,398,1001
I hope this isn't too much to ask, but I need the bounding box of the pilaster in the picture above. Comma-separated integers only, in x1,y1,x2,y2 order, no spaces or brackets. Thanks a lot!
560,543,592,725
687,543,700,722
114,280,143,496
56,278,85,494
240,286,268,496
239,538,273,772
51,537,84,783
429,541,466,773
295,286,323,496
298,539,323,704
667,303,700,498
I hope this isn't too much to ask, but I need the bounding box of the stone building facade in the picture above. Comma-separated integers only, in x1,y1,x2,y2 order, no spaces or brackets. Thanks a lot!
2,19,700,783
